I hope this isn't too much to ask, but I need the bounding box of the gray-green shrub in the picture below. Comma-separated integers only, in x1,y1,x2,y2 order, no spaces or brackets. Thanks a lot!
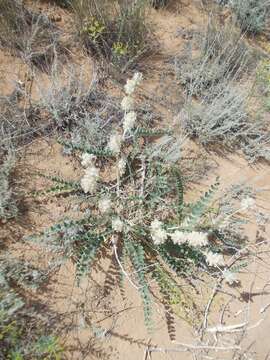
231,0,270,34
175,19,252,97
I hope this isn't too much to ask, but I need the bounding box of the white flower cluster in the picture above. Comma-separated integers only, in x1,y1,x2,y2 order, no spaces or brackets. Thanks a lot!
150,219,167,245
81,153,96,168
124,72,143,95
118,157,126,177
80,153,99,194
98,197,111,214
121,72,142,136
112,217,124,232
205,251,225,267
170,231,208,247
81,165,99,194
107,133,122,155
121,96,134,112
222,269,238,285
123,111,137,135
241,197,255,211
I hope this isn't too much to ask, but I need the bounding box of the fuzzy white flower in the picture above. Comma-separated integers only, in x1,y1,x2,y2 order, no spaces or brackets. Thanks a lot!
81,153,96,168
80,165,99,194
222,269,239,285
152,228,167,245
112,217,124,232
118,157,126,177
241,197,255,211
107,133,122,155
121,96,134,112
150,219,167,245
133,72,143,84
150,219,163,232
170,231,208,247
124,72,143,95
124,79,137,95
186,232,208,247
205,251,225,267
170,230,187,245
98,197,111,214
123,111,137,134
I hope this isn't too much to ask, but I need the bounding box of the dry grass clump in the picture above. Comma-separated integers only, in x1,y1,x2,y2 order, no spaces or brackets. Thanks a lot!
180,80,270,162
174,17,270,162
0,0,63,71
0,85,46,152
71,0,151,70
175,19,252,97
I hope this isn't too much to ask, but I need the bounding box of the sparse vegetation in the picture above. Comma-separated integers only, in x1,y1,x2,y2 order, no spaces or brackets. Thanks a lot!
0,0,270,358
71,0,151,69
0,0,63,70
231,0,270,34
175,18,270,162
0,254,64,359
175,19,252,97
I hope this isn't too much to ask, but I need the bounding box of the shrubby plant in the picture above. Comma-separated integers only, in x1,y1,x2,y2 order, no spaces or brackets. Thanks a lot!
175,18,270,162
180,81,270,162
29,74,248,332
231,0,270,34
175,19,251,97
256,58,270,110
0,0,62,70
71,0,151,69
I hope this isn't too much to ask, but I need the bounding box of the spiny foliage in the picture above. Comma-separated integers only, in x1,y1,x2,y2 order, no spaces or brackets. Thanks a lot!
29,73,242,333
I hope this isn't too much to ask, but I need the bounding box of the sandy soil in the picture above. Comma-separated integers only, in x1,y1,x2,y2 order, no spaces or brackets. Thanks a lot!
1,0,270,359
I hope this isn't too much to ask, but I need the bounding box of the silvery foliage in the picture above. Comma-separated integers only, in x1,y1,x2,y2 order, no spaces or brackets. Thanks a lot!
230,0,270,34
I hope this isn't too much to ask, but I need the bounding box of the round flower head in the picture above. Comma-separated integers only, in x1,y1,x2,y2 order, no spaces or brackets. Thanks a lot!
123,111,137,134
121,96,134,112
112,217,124,233
107,133,122,155
98,197,111,214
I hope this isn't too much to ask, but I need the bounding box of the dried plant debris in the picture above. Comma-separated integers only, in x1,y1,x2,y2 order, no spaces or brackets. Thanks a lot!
0,0,64,71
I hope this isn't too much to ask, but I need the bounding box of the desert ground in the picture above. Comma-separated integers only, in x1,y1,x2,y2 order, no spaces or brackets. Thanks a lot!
1,1,270,359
